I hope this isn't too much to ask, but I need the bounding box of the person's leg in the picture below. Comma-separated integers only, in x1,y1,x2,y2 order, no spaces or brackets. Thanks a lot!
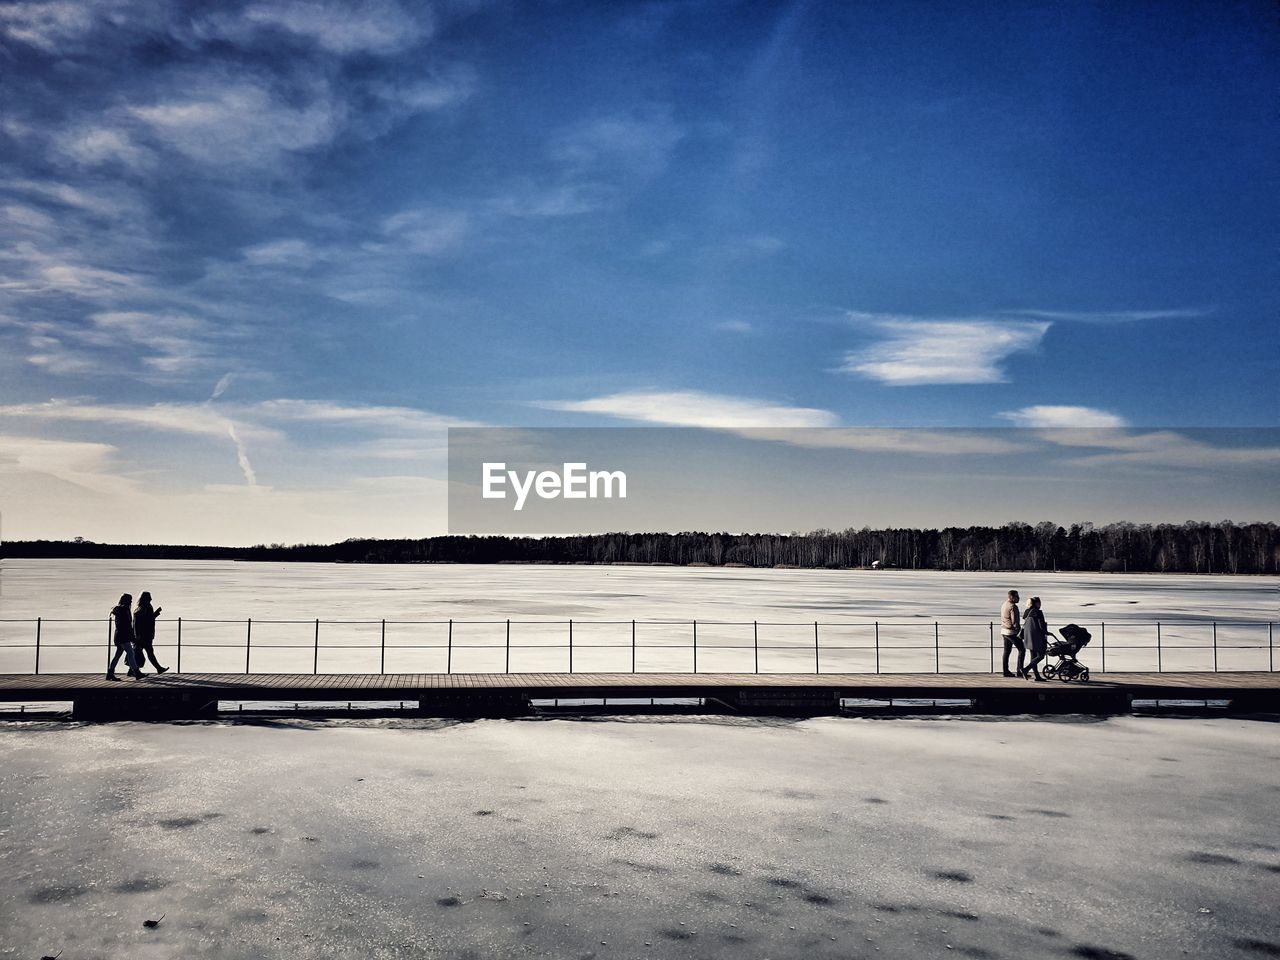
1012,637,1026,676
142,643,166,671
1001,635,1015,675
1026,650,1044,679
125,643,142,676
108,646,124,676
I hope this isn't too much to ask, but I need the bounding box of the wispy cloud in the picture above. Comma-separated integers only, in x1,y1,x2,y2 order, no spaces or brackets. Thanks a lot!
537,389,839,429
744,428,1027,456
1038,429,1280,469
229,0,430,55
0,399,268,441
377,208,470,254
54,125,151,169
999,405,1129,429
1003,308,1208,324
0,433,135,495
0,0,104,52
841,313,1050,385
129,79,342,169
549,109,684,181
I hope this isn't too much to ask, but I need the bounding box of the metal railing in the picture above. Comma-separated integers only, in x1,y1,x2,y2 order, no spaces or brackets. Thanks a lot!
0,617,1275,675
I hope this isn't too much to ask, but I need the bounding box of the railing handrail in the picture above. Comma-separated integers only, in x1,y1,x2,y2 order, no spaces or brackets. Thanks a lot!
0,616,1276,626
1,616,1273,677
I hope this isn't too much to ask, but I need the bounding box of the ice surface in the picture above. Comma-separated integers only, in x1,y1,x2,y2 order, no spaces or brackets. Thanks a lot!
0,714,1277,959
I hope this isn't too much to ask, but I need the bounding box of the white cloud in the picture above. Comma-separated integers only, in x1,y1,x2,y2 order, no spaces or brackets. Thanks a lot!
538,389,839,429
243,238,324,268
0,177,140,219
129,80,341,168
0,0,96,51
55,126,150,168
715,320,755,334
489,183,617,218
370,66,476,112
0,399,266,441
745,428,1027,456
841,315,1050,385
999,405,1129,429
235,0,429,55
252,399,476,433
1039,429,1280,469
1004,308,1207,324
550,110,684,181
2,203,56,231
378,208,469,254
0,433,135,495
0,244,141,298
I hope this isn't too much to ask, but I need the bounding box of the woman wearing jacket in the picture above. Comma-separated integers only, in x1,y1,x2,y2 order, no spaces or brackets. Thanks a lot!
133,591,168,674
1022,596,1057,682
107,593,142,680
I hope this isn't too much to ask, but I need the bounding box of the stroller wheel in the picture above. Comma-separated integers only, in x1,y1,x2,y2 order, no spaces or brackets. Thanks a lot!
1042,663,1057,680
1079,667,1090,682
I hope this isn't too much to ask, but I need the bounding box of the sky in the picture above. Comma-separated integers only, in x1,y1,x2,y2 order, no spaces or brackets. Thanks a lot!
0,0,1276,543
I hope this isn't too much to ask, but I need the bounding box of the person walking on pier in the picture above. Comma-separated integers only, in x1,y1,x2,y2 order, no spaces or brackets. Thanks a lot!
133,591,168,674
1000,589,1025,677
1023,596,1057,682
107,593,142,680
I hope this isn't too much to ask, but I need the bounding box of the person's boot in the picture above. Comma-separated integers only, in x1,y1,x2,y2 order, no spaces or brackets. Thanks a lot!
106,672,120,681
155,665,170,674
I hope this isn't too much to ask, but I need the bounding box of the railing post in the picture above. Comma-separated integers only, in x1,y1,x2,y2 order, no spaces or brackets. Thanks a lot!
753,620,759,674
245,618,252,674
1156,621,1162,672
34,617,41,675
692,620,697,674
989,621,994,673
313,619,319,674
506,619,511,674
381,619,386,675
447,619,453,674
1212,620,1218,672
934,621,940,674
177,617,183,674
1100,621,1105,673
106,616,112,673
568,619,574,674
814,621,820,674
875,621,880,674
1270,621,1274,673
631,619,636,673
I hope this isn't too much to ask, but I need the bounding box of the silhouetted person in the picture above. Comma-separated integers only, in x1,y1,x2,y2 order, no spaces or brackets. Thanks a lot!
133,591,168,674
107,593,142,680
1000,589,1025,677
1023,596,1057,682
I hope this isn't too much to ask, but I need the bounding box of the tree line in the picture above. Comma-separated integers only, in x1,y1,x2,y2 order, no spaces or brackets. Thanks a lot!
4,521,1278,573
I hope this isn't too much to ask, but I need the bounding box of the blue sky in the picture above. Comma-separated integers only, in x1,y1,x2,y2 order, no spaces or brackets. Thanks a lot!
0,0,1276,542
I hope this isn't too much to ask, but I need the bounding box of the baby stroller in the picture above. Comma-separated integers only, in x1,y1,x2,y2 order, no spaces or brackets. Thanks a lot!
1041,623,1092,682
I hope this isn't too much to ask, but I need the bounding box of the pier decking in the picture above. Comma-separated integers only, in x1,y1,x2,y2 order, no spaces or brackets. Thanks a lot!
1,671,1276,718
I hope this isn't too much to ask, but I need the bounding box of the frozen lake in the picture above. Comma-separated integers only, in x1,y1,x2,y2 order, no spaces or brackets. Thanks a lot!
1,714,1278,960
0,559,1275,674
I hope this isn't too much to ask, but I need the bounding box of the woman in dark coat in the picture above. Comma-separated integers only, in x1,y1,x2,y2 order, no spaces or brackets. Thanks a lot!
1022,596,1057,682
107,593,142,680
133,591,168,673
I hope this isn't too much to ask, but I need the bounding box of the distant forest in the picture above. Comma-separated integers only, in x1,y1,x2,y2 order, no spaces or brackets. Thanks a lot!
4,521,1279,573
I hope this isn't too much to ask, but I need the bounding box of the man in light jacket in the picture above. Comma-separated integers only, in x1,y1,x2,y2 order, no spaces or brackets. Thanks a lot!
1000,589,1025,677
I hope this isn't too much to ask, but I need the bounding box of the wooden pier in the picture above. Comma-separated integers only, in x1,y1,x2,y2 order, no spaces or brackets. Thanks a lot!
0,671,1276,719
